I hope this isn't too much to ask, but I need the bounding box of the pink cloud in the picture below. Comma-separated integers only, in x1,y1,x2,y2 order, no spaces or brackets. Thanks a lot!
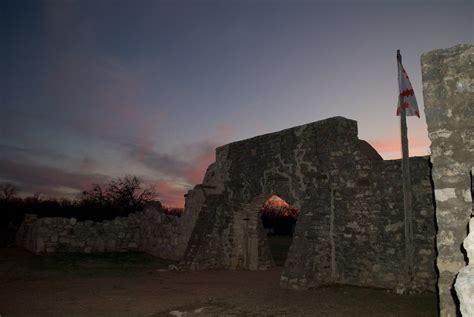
123,126,234,207
149,180,186,208
185,148,216,185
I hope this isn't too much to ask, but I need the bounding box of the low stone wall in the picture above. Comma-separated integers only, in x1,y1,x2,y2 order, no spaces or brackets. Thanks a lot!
16,204,199,261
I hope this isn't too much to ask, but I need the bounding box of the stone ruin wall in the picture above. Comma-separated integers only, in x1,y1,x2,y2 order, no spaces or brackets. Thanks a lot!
182,116,437,292
332,157,436,290
421,44,473,317
14,116,439,294
16,203,200,261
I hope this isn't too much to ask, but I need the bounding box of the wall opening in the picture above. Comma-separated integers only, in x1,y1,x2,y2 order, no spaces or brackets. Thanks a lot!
260,195,299,266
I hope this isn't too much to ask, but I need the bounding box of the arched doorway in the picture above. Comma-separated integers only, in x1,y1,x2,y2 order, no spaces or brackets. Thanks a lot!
260,195,299,266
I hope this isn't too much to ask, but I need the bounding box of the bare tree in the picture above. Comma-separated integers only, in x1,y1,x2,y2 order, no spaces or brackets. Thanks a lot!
82,183,110,206
82,176,156,211
0,183,18,202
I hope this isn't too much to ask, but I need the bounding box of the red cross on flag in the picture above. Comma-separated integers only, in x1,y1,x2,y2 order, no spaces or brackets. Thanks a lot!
396,61,420,118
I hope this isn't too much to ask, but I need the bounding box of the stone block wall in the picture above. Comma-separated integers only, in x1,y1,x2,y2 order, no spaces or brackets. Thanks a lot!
16,213,141,254
421,44,473,316
332,157,436,291
16,204,200,261
181,116,437,292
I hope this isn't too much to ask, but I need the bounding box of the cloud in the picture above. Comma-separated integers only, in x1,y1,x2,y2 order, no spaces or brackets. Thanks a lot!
149,180,187,208
121,142,186,178
0,157,109,199
0,147,189,207
2,2,233,207
120,137,222,207
124,138,219,185
180,141,217,185
122,120,235,187
38,51,163,145
79,156,98,172
0,144,70,163
0,137,221,207
2,1,162,150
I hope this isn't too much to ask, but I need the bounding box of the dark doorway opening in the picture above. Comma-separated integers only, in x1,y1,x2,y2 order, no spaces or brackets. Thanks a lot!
260,195,299,266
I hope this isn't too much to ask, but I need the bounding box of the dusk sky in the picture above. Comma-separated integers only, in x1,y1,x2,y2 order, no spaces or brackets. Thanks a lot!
1,0,472,207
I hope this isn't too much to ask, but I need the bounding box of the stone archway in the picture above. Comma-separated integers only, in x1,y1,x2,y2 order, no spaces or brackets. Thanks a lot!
181,116,437,292
236,194,299,271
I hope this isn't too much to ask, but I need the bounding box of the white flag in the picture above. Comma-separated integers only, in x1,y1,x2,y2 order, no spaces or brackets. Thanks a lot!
396,61,420,118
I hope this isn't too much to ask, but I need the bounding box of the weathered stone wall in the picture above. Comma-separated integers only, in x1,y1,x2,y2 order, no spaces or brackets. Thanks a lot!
16,204,200,261
181,116,437,292
330,157,436,290
16,213,141,254
421,44,473,316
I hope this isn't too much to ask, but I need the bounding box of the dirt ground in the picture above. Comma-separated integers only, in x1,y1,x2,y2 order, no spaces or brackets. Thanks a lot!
0,248,438,317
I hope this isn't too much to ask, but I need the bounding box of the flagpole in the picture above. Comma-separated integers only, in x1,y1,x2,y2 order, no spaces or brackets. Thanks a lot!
397,49,414,284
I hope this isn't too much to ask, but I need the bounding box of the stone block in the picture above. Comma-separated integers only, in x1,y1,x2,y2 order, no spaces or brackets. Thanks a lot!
36,238,45,254
107,239,117,250
96,239,105,252
50,234,58,243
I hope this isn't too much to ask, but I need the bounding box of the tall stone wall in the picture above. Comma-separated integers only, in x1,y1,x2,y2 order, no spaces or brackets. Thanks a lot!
182,116,437,291
421,44,473,316
330,157,436,290
16,204,200,261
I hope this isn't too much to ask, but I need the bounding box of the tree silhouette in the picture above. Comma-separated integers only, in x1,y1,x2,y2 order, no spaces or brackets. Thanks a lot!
82,176,157,214
0,183,18,202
